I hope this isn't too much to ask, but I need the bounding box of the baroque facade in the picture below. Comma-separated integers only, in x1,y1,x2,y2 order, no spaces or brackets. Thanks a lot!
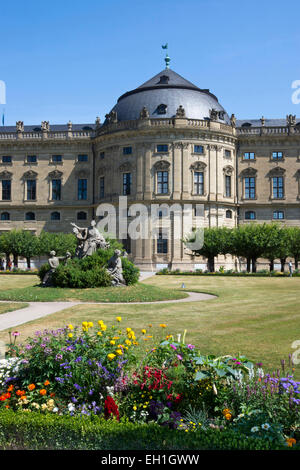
0,68,299,270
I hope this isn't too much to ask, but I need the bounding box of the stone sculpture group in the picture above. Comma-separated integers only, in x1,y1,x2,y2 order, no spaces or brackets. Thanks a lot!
42,220,126,287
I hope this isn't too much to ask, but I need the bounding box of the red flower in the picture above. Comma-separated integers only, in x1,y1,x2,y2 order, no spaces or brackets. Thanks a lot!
104,396,119,421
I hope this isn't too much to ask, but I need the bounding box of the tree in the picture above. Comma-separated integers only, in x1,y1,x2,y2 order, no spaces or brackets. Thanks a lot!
184,227,230,272
286,227,300,270
18,231,40,269
231,223,268,273
261,223,283,271
38,231,77,257
0,230,25,268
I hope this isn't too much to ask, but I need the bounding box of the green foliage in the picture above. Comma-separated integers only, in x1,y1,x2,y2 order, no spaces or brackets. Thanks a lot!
121,257,140,285
0,410,291,450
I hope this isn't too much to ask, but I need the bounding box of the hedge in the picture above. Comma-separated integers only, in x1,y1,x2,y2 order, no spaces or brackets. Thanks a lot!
0,410,293,450
156,270,300,277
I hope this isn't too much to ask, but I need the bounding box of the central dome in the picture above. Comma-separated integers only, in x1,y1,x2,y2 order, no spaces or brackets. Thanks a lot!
106,68,230,124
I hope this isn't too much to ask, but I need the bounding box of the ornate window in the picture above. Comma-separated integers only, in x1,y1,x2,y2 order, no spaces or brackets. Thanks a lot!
224,149,231,158
240,168,257,199
226,210,232,219
1,180,11,201
245,211,256,220
51,211,60,221
268,167,285,199
52,180,61,200
25,212,35,221
223,166,233,197
156,104,167,115
154,161,170,194
1,212,10,221
194,171,204,195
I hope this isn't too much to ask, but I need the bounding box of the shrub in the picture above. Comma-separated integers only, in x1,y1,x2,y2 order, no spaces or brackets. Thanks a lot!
121,257,140,285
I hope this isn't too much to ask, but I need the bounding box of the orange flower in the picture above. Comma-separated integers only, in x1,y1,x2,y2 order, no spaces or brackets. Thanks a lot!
7,385,14,392
50,392,55,398
225,413,232,421
5,405,10,409
39,389,47,396
28,384,35,391
286,438,296,447
20,395,27,400
16,390,26,397
44,380,50,386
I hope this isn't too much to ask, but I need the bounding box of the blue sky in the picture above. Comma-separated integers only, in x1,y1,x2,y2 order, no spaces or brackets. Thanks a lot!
1,0,300,125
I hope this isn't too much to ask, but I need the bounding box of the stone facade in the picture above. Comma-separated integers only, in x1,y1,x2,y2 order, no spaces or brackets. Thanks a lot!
0,69,300,270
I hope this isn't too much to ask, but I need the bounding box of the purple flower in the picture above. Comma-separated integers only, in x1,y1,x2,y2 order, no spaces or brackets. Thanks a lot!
177,354,183,361
170,344,177,350
186,344,195,350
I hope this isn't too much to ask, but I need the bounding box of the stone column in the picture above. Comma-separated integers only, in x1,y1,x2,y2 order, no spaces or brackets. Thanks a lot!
181,142,190,199
143,144,152,200
172,143,181,200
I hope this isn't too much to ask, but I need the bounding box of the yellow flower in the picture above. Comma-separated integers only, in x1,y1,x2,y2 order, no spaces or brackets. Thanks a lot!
116,317,122,322
126,328,132,333
133,405,137,411
141,329,146,334
116,349,123,355
110,340,116,345
68,324,74,330
107,353,116,360
147,335,153,338
98,320,104,326
87,322,93,328
82,321,88,327
113,336,120,340
159,324,167,328
97,331,102,336
101,325,107,331
125,340,131,346
68,333,73,338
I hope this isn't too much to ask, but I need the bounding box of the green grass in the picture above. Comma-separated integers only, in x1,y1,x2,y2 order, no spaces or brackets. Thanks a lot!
0,275,188,303
0,274,299,378
0,303,28,315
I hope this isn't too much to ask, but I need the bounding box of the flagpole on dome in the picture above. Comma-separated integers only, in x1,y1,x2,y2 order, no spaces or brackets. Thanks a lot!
161,43,170,69
1,109,4,126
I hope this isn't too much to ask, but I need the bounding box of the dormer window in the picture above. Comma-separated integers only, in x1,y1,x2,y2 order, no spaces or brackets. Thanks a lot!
157,75,169,84
241,122,252,127
156,104,167,115
219,111,225,120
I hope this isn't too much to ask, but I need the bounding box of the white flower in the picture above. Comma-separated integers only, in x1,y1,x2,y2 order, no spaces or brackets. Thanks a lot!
53,407,59,413
261,423,270,430
251,426,259,433
257,368,264,378
67,403,75,412
106,386,114,397
177,334,181,342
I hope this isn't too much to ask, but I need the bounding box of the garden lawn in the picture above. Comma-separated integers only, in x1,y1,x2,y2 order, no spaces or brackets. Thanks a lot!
0,303,28,314
0,275,187,303
0,275,299,378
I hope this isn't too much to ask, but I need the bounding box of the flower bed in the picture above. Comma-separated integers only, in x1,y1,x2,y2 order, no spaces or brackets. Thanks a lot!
157,268,300,277
0,320,299,450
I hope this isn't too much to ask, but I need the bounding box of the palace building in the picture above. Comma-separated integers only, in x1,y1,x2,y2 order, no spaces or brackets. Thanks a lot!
0,63,300,270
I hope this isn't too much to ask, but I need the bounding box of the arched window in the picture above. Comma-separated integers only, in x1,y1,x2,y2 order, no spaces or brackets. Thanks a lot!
241,122,252,127
245,211,256,220
0,212,10,221
25,212,35,221
77,211,87,221
51,211,60,221
225,210,232,219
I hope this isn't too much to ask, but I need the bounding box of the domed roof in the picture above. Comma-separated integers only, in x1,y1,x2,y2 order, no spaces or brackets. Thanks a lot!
105,68,230,124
